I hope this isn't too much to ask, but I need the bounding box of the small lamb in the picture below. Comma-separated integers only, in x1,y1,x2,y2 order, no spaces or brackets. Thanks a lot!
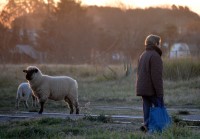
23,66,79,114
16,82,38,109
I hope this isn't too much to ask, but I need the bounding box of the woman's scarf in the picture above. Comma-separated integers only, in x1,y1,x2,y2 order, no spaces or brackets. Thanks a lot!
146,45,162,56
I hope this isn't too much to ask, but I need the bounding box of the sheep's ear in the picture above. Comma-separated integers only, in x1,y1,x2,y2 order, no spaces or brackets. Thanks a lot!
23,70,28,73
34,69,38,73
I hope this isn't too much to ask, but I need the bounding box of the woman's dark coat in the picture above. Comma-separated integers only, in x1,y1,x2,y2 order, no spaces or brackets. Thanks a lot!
136,45,163,97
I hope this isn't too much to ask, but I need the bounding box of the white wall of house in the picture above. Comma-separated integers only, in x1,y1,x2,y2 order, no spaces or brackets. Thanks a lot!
169,43,191,58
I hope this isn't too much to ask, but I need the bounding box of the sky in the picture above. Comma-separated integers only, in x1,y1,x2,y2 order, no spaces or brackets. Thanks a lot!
81,0,200,15
0,0,200,15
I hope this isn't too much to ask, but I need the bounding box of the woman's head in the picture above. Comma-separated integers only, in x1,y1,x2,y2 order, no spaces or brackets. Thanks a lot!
145,34,161,47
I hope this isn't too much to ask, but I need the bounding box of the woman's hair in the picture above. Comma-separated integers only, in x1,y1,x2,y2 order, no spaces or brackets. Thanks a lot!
145,34,161,46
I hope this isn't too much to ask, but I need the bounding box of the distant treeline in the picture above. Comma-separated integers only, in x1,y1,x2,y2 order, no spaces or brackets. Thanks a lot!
0,0,200,64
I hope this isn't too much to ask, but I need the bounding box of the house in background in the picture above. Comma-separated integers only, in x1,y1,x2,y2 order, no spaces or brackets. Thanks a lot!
10,44,45,63
8,27,46,63
169,43,191,58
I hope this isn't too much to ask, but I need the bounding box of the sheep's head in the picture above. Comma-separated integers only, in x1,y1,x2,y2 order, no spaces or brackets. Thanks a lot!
23,66,39,81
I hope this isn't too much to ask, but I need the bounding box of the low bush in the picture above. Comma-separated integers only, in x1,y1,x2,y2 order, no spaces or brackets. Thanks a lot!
163,58,200,80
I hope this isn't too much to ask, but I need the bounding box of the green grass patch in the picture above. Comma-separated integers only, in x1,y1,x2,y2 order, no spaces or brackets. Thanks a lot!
0,117,200,138
83,114,113,123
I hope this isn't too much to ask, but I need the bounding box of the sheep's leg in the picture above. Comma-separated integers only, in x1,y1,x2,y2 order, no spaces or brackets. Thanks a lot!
36,100,39,107
31,95,34,107
69,102,74,114
39,102,45,114
75,101,79,114
33,96,39,107
34,97,38,107
65,97,74,114
33,98,36,107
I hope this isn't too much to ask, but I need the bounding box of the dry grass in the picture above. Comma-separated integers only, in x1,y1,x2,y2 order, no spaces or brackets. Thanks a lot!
0,63,200,114
163,58,200,80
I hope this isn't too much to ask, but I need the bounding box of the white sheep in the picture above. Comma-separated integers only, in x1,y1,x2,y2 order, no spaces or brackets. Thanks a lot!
23,66,79,114
16,82,38,109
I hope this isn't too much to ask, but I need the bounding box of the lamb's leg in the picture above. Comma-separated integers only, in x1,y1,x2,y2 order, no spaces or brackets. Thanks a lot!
33,96,39,107
16,99,19,109
23,101,28,109
39,102,45,114
65,97,74,114
24,101,29,109
32,95,36,107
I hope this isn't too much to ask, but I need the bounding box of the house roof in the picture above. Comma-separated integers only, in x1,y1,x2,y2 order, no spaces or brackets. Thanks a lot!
15,44,38,59
171,43,190,51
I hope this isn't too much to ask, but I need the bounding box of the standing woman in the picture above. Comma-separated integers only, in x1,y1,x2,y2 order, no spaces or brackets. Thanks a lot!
136,34,164,132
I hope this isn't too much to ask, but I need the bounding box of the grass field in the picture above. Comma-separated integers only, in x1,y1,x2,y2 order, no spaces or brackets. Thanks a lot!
0,61,200,138
0,117,199,139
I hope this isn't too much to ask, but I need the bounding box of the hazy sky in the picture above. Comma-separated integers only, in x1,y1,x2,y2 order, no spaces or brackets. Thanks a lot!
0,0,200,15
81,0,200,15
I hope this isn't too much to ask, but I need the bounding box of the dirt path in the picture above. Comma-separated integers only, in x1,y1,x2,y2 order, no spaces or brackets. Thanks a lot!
0,105,200,123
0,112,143,123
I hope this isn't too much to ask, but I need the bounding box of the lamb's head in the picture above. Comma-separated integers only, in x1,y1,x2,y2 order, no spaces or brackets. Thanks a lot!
23,66,41,81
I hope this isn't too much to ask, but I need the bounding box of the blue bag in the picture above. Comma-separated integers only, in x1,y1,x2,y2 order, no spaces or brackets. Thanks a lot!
148,106,172,133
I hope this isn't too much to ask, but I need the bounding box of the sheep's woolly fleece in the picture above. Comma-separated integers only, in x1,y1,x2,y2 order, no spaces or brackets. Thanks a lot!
24,66,79,114
16,82,34,109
